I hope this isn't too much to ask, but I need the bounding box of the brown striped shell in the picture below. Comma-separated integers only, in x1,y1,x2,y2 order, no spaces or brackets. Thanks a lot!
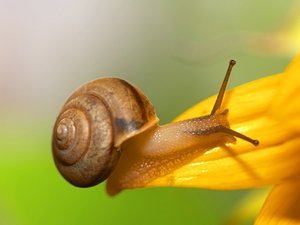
52,78,159,187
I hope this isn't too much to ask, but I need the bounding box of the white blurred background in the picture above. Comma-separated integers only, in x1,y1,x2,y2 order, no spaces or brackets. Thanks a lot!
0,1,174,118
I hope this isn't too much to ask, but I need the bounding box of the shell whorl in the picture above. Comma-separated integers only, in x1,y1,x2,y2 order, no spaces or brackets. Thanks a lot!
52,78,158,187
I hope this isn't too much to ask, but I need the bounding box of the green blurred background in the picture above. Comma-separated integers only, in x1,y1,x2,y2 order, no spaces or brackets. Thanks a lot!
1,1,299,225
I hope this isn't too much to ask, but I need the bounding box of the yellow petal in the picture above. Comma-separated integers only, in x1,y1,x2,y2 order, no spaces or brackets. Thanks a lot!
106,54,300,195
272,53,300,121
255,181,300,225
148,54,300,189
224,189,269,225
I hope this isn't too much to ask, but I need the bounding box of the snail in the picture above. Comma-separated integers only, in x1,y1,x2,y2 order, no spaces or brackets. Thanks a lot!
52,60,259,188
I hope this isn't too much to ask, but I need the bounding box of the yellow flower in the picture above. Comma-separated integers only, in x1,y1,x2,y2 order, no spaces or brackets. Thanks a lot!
250,5,300,56
224,189,269,225
107,54,300,224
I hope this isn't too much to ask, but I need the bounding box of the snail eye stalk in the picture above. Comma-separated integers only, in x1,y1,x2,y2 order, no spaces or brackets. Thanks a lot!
210,60,259,146
211,60,236,115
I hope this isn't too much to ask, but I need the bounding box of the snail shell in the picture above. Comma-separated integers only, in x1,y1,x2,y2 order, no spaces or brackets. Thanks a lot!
52,78,159,187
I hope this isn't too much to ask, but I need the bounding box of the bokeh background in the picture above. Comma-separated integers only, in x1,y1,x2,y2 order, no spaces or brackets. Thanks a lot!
1,1,299,225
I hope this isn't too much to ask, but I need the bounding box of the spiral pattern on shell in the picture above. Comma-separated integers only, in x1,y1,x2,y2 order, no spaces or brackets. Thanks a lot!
52,78,158,187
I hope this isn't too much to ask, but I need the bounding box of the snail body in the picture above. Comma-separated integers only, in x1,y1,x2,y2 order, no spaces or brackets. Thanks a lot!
52,60,259,188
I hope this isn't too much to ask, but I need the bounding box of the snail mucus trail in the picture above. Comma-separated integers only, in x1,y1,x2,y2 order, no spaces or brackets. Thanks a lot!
52,60,259,188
